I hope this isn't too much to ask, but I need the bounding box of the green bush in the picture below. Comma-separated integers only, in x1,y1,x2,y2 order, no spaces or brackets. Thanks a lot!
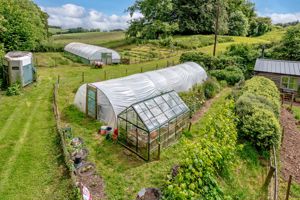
236,76,281,150
203,78,220,99
240,76,280,112
238,107,281,150
210,66,245,85
163,98,237,199
179,84,205,114
6,83,21,96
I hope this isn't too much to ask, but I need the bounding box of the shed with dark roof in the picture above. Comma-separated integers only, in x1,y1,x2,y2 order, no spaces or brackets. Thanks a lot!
254,59,300,94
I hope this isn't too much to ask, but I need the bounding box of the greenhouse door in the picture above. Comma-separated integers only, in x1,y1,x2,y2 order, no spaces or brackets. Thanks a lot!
23,64,33,86
102,53,112,65
86,85,97,119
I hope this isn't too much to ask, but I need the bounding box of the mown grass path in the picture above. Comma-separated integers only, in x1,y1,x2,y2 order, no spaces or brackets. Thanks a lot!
0,80,74,200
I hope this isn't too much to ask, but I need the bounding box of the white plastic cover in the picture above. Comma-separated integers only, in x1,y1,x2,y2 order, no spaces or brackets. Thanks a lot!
74,62,207,128
64,42,121,63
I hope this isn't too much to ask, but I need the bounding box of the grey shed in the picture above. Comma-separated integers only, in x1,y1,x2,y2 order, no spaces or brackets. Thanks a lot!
254,59,300,93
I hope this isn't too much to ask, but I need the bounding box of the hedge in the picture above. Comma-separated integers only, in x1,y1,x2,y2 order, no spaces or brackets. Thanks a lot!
236,76,281,150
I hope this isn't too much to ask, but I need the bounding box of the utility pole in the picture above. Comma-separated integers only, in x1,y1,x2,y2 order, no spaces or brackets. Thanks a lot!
213,0,220,57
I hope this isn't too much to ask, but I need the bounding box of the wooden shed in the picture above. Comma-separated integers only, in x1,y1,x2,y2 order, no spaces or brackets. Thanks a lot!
254,59,300,95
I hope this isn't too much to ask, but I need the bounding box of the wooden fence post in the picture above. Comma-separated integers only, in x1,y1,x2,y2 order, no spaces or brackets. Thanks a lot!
157,143,161,160
156,64,158,70
290,94,294,109
57,75,60,84
126,68,128,76
141,67,143,73
82,72,85,83
104,71,107,80
263,166,275,189
285,175,293,200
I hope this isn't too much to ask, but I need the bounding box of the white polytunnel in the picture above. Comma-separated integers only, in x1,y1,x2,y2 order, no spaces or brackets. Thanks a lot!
74,62,208,128
64,42,121,64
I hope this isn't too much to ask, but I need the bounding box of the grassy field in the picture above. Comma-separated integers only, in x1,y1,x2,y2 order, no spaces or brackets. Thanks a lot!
51,31,126,48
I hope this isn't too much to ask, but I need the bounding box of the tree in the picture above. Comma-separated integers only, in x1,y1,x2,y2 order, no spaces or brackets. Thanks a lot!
228,11,249,36
0,0,48,52
272,25,300,61
248,17,272,36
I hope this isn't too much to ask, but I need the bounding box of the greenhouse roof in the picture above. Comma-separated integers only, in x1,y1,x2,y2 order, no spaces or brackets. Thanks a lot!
123,91,189,132
64,42,121,62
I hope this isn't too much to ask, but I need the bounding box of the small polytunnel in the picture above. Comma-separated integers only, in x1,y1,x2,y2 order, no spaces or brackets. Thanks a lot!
64,42,121,64
74,62,208,128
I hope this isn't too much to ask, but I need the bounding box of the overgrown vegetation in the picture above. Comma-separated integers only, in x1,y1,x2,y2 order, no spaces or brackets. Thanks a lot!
235,76,281,151
163,96,237,199
6,83,22,96
210,66,244,85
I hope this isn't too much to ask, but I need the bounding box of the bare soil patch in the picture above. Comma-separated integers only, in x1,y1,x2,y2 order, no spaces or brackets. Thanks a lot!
280,108,300,183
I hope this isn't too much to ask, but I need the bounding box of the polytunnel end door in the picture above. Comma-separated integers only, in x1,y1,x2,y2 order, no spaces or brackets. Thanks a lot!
101,53,112,65
86,85,98,119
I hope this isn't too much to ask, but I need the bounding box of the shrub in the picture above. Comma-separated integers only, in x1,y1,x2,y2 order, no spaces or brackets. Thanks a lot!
235,76,281,150
238,107,281,150
210,66,245,85
6,83,21,96
203,78,220,99
179,84,205,114
240,76,280,112
163,98,237,199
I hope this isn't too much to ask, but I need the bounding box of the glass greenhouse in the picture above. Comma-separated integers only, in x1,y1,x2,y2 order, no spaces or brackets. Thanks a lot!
118,91,190,161
64,42,121,64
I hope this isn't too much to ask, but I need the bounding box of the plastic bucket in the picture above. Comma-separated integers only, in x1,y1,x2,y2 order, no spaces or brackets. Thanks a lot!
100,126,108,135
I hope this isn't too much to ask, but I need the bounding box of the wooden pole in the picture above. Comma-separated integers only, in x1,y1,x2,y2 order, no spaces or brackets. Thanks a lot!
263,166,275,189
141,67,143,73
104,71,107,80
82,72,85,83
285,175,293,200
290,94,294,109
125,68,128,76
157,143,161,160
156,64,158,70
213,1,220,57
57,75,60,84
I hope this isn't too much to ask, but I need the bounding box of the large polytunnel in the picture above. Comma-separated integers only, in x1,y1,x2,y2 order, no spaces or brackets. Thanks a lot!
74,62,208,128
64,42,121,64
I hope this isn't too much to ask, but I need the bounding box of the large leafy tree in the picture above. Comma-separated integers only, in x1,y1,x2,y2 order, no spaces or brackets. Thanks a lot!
248,17,272,36
272,25,300,61
173,0,228,34
0,0,48,52
127,0,268,38
228,11,249,36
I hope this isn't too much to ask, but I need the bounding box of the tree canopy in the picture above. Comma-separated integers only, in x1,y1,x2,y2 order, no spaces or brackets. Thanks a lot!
127,0,271,39
272,25,300,61
0,0,48,52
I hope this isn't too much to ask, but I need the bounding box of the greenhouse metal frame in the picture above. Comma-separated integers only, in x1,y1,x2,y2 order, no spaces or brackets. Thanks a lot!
118,91,190,161
64,42,121,64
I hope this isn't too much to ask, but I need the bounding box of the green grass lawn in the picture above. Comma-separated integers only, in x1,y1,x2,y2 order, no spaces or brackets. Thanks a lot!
0,79,75,200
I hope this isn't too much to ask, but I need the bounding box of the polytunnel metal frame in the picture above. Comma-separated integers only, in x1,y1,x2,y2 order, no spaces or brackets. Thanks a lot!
117,90,190,161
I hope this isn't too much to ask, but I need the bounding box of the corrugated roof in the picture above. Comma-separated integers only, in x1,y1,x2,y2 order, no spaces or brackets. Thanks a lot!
254,59,300,76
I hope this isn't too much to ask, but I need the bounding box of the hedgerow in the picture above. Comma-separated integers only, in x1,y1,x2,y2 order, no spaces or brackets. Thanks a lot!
163,98,237,199
236,76,281,150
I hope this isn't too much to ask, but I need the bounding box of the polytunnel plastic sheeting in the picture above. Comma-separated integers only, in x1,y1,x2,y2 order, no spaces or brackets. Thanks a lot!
64,42,121,62
74,62,208,128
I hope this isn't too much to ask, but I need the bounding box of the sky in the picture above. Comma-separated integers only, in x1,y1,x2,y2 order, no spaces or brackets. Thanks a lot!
34,0,300,30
